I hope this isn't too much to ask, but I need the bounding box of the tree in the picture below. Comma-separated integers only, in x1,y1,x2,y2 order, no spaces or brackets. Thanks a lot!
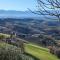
35,0,60,21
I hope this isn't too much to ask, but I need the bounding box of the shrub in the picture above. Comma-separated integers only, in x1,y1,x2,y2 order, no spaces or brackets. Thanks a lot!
48,46,60,59
48,46,55,54
55,48,60,58
0,42,36,60
0,42,22,60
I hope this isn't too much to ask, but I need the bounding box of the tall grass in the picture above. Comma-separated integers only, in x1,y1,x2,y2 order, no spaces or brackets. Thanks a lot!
0,42,36,60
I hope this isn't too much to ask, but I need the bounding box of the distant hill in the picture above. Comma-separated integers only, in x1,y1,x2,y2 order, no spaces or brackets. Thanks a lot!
0,10,40,18
0,10,58,21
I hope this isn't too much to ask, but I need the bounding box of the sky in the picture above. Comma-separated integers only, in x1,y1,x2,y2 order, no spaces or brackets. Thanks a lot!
0,0,37,11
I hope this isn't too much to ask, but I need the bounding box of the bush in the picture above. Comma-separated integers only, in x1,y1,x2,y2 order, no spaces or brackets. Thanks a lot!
55,49,60,58
0,42,22,60
48,46,60,59
48,46,55,54
0,42,36,60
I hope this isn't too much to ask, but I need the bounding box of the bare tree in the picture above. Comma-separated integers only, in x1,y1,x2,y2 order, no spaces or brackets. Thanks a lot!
38,0,60,21
29,0,60,21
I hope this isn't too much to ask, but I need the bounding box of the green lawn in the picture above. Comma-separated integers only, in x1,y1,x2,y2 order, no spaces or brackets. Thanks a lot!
25,43,59,60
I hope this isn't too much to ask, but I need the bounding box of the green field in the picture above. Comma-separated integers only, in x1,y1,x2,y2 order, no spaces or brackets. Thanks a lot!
25,43,59,60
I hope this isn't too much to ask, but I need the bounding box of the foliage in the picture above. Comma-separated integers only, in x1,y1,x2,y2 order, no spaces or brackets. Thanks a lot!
0,33,10,42
0,42,22,60
0,42,37,60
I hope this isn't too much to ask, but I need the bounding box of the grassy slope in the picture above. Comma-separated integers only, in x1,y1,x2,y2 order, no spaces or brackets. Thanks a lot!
25,43,59,60
0,33,10,38
0,42,35,60
0,33,59,60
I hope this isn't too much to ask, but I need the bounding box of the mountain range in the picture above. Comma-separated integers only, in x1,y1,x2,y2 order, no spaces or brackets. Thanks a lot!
0,10,40,18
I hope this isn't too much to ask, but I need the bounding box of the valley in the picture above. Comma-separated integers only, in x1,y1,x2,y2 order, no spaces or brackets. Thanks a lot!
0,18,60,45
0,18,60,60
